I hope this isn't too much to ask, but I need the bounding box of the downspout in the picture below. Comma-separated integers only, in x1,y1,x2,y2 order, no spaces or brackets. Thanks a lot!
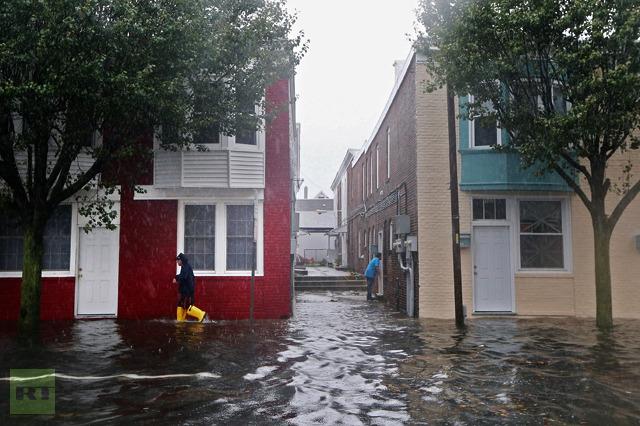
396,243,414,317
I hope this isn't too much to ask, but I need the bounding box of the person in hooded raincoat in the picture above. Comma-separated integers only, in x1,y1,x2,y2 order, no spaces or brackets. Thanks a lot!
173,253,207,322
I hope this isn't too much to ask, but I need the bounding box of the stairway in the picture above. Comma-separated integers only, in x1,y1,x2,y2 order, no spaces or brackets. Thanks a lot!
294,275,367,291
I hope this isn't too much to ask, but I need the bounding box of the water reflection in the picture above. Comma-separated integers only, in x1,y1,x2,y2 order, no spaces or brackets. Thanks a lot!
0,295,639,424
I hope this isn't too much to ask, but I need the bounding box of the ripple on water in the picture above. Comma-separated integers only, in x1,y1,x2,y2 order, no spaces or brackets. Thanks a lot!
0,292,639,425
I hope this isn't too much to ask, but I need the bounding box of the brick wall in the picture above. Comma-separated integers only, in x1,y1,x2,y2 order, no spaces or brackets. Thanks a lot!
346,56,420,316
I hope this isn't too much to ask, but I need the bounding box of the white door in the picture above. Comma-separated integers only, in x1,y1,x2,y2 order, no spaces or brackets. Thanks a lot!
473,226,513,312
76,228,119,316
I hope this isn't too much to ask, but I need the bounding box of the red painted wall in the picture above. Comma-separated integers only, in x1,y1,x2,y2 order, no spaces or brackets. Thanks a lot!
0,277,75,321
117,79,292,320
117,188,179,319
0,80,292,322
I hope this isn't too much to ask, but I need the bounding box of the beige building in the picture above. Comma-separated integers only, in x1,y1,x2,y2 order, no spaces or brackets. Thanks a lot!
414,63,640,319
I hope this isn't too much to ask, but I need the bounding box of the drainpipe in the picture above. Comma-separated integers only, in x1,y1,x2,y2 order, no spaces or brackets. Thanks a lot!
396,241,414,317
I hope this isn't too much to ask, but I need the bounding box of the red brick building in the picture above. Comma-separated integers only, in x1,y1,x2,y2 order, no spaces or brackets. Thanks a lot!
345,52,421,316
0,78,298,321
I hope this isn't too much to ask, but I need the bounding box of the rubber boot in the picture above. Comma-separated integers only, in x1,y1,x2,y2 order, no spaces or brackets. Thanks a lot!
187,305,206,322
177,307,187,321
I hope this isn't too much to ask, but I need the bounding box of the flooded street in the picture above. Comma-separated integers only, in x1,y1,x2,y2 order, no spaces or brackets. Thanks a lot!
1,292,639,425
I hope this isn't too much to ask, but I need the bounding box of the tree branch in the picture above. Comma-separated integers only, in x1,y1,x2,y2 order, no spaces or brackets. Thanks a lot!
560,151,591,181
608,177,640,230
553,164,592,213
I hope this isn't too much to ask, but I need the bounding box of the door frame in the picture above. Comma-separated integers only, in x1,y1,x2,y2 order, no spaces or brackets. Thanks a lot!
471,222,516,314
74,226,120,319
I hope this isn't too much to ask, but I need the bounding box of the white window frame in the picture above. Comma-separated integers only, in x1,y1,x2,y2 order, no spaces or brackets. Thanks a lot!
386,127,391,179
468,95,502,149
515,197,572,273
362,163,366,202
0,203,79,278
177,199,264,277
375,145,379,189
369,154,373,194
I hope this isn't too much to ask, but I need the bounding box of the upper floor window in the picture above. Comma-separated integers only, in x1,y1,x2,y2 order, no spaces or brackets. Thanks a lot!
194,122,220,145
362,163,366,201
386,127,391,179
375,145,379,189
235,98,258,146
469,96,501,148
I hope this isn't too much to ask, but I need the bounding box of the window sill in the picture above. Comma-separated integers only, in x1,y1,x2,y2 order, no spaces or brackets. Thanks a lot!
515,270,574,279
194,272,264,278
0,271,75,279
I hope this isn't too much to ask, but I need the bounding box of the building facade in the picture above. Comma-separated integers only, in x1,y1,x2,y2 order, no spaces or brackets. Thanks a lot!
330,149,359,268
0,78,298,321
414,70,640,319
346,53,425,316
295,193,336,264
340,49,640,320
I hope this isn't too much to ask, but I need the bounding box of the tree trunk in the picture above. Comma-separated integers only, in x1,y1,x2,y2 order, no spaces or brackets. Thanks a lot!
592,218,613,329
18,223,45,334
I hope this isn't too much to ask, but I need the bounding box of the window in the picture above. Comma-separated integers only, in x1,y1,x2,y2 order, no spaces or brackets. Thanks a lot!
369,154,373,194
473,199,507,220
226,205,254,271
358,231,362,257
519,200,564,269
470,96,501,148
194,122,220,144
389,221,395,253
184,205,216,271
235,98,257,145
386,127,391,179
0,205,72,272
43,206,72,270
362,163,366,201
375,146,379,189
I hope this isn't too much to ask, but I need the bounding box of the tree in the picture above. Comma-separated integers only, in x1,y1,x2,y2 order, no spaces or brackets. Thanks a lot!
0,0,305,333
417,0,640,328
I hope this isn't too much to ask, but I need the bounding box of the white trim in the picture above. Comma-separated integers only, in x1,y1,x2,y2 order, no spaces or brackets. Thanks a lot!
472,224,516,313
74,225,120,318
135,186,264,201
468,95,502,149
515,196,573,273
354,49,416,164
375,145,379,189
176,198,264,277
386,127,391,179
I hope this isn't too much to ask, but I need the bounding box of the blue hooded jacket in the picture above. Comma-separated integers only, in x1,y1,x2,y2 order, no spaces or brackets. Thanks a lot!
175,253,195,296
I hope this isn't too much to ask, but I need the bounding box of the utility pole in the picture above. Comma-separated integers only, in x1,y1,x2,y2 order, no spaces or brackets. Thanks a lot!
447,85,465,328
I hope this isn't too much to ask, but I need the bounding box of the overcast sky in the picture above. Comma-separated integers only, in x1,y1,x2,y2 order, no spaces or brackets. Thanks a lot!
286,0,419,198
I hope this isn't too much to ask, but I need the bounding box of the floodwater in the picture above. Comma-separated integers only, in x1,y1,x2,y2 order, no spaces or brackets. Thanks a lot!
0,292,639,425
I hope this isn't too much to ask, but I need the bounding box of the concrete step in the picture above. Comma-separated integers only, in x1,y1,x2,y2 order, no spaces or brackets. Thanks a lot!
294,275,361,282
296,286,366,292
295,280,367,291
